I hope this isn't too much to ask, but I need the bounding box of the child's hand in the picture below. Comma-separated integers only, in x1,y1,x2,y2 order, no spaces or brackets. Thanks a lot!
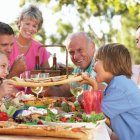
79,74,98,90
0,79,15,97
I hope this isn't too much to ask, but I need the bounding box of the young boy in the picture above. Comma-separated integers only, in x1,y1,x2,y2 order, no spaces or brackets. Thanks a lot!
81,43,140,140
0,52,15,99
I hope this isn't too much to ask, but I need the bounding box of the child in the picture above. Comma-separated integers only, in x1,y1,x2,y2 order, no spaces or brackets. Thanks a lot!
0,52,15,99
81,43,140,140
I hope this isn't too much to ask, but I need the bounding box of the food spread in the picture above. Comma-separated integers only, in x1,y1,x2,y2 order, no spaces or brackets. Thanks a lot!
0,74,104,139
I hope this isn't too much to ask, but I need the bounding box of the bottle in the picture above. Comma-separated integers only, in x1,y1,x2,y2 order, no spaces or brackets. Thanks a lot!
52,53,57,70
35,55,40,70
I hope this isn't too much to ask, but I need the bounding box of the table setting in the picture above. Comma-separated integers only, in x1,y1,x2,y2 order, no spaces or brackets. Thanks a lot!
0,73,110,140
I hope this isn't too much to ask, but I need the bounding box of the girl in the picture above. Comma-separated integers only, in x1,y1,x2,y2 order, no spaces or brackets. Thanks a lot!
0,52,15,99
81,43,140,140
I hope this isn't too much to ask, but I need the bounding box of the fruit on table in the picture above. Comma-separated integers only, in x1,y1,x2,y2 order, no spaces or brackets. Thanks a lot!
0,112,9,121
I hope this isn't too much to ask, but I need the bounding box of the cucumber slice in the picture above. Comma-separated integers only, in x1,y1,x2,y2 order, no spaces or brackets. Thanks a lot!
7,106,17,116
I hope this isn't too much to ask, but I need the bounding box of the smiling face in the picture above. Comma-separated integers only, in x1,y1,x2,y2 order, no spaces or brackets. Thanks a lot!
18,18,39,39
0,53,9,79
136,27,140,49
0,34,14,58
67,33,95,70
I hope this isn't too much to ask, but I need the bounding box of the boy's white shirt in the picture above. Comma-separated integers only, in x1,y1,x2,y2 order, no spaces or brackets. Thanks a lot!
132,64,140,87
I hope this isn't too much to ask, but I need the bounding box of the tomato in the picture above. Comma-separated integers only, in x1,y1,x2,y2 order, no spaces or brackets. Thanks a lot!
71,128,82,132
59,117,69,122
37,120,44,125
0,112,9,121
74,116,82,122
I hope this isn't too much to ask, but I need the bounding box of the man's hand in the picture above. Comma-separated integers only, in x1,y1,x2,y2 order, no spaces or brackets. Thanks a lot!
8,54,27,78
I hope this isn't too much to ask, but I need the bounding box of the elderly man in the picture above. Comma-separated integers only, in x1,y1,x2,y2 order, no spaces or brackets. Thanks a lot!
44,32,104,97
0,22,26,78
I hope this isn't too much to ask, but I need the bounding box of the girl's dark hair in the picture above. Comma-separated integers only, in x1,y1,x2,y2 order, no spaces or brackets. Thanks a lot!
95,43,132,78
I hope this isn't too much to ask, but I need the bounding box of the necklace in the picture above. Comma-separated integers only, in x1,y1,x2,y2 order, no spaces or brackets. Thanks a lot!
16,40,32,55
16,39,31,48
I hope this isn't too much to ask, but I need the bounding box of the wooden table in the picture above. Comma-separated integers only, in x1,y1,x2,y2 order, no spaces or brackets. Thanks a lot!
0,135,78,140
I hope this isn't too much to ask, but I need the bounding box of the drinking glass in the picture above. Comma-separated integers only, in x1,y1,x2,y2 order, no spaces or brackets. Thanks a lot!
83,90,103,114
38,73,49,79
70,82,83,100
20,71,30,79
31,86,43,98
20,71,30,93
30,73,44,98
30,74,39,79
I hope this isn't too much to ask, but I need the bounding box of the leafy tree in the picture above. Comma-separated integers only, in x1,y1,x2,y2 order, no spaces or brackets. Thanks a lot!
16,0,140,62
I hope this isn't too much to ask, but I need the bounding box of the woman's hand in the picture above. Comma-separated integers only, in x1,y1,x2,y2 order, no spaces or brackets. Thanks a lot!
7,54,27,78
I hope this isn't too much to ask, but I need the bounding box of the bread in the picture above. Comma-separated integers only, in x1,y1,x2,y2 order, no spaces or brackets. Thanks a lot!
0,124,94,139
9,75,83,87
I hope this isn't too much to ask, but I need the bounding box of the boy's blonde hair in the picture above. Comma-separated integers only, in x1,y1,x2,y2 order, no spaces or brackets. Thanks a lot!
95,43,132,78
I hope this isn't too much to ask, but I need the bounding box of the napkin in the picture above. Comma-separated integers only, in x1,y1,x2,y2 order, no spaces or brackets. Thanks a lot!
93,122,111,140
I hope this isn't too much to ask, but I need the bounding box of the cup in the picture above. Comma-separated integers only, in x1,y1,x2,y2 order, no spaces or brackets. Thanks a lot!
19,71,31,93
30,73,49,79
39,73,49,78
30,74,39,79
20,71,31,79
83,90,103,114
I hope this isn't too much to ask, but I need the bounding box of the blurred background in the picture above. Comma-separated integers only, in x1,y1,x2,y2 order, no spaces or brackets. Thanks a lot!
0,0,140,66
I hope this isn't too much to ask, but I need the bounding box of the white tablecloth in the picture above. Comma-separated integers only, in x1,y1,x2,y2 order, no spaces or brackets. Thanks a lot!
92,122,111,140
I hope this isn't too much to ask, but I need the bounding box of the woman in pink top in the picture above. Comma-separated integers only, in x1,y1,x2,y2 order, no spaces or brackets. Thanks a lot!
9,4,50,71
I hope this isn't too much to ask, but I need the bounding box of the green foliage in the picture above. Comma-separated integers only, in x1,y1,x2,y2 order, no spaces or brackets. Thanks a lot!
18,0,140,63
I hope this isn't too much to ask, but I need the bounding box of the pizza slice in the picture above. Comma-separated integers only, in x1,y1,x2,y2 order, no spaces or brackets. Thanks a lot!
0,124,94,139
9,74,83,88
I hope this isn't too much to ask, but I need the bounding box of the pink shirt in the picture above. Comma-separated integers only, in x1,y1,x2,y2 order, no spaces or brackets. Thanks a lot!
9,38,50,71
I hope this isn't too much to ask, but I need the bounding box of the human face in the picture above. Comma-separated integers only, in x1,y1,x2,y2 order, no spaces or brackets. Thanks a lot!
0,35,14,58
0,54,9,79
93,59,113,84
67,36,94,70
19,18,39,39
136,28,140,49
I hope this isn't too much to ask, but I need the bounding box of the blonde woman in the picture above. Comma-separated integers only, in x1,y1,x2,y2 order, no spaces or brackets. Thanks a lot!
9,4,50,72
